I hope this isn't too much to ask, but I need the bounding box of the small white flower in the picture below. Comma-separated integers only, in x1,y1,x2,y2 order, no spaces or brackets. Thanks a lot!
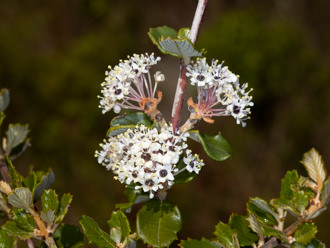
183,149,204,174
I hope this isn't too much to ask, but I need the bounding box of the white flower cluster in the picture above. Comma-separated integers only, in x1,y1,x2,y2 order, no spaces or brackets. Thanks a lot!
99,53,162,114
96,124,203,198
186,58,254,127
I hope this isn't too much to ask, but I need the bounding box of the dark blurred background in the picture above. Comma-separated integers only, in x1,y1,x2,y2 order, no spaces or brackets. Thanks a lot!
1,0,330,246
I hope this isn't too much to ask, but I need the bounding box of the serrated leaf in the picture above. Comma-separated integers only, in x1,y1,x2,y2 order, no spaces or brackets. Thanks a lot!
270,198,299,217
22,171,37,194
0,88,10,112
137,199,182,248
281,170,299,199
291,239,325,248
229,214,258,246
79,215,115,248
214,221,235,248
0,229,15,248
247,214,263,243
110,112,153,127
4,156,22,188
179,238,222,248
41,189,59,212
8,187,33,211
53,224,84,248
294,223,318,245
55,193,72,223
40,210,55,224
247,197,279,225
33,169,55,201
11,209,36,232
5,124,29,154
320,179,330,204
189,130,233,161
107,210,131,243
1,220,34,240
262,225,288,243
300,148,326,189
292,190,310,212
148,26,178,53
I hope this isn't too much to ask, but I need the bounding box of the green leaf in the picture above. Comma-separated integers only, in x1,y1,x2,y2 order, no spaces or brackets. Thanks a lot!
115,188,149,213
178,28,190,39
247,197,279,226
53,224,84,248
174,159,198,184
280,170,299,199
8,187,33,211
0,88,10,112
229,214,258,246
11,209,36,232
110,112,153,127
79,215,115,248
40,210,55,224
270,198,299,217
1,221,34,240
291,239,325,248
55,193,73,223
33,169,55,201
179,238,222,248
106,125,136,137
214,221,235,248
148,26,178,53
107,210,131,243
0,112,5,127
294,223,318,245
189,130,233,161
247,214,263,243
0,229,15,248
4,156,22,188
22,171,37,194
261,225,288,243
5,124,29,154
41,189,59,212
321,178,330,204
292,190,310,212
137,199,182,248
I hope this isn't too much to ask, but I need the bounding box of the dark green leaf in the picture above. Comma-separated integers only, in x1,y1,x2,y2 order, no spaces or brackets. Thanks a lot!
106,125,136,137
107,210,131,243
174,159,198,184
33,169,55,201
11,209,36,232
41,189,59,212
292,191,310,212
262,225,288,243
179,238,222,248
294,223,318,245
281,170,299,199
0,229,15,248
5,124,29,154
79,215,115,248
1,221,34,240
22,171,37,194
8,187,33,211
148,26,178,53
137,199,182,248
53,224,84,248
189,130,233,161
0,89,10,112
110,112,153,127
229,214,258,246
214,221,235,248
247,197,278,226
4,156,22,188
55,193,73,223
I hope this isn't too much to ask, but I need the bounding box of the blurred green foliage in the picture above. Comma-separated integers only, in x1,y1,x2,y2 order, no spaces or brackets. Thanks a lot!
0,0,329,246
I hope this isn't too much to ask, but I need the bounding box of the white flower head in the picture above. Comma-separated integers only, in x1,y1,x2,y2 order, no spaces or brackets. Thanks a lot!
183,149,204,174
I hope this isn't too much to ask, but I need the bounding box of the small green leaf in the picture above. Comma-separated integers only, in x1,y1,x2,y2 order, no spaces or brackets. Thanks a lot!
5,124,29,154
55,193,73,223
0,88,10,112
11,209,36,232
40,210,55,224
320,179,330,204
33,169,55,201
262,225,288,243
41,189,59,212
53,224,84,248
148,26,178,53
79,215,115,248
178,28,190,39
1,221,34,240
4,156,22,188
8,187,33,211
137,199,182,248
281,170,299,199
294,223,318,245
247,197,279,226
270,198,299,217
292,191,310,212
179,238,222,248
189,130,233,161
22,171,37,194
247,214,263,243
0,229,15,248
214,221,235,248
229,214,258,246
110,112,153,127
107,210,131,243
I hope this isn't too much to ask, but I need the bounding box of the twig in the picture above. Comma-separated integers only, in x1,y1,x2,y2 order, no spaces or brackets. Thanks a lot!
170,0,208,130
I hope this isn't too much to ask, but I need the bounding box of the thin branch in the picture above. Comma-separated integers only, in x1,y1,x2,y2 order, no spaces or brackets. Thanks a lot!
259,237,280,248
190,0,209,44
